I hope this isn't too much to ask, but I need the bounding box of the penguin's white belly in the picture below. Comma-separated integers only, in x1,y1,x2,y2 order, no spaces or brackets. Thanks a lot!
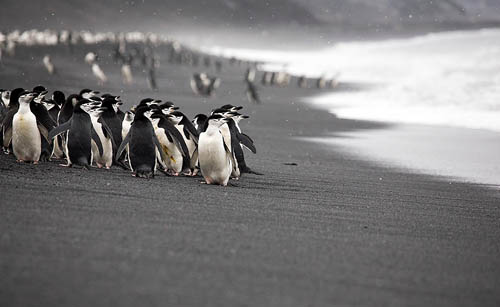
12,113,41,161
199,133,232,185
91,138,113,167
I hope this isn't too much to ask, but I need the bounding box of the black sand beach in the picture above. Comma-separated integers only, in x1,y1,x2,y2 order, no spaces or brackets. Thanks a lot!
1,43,500,306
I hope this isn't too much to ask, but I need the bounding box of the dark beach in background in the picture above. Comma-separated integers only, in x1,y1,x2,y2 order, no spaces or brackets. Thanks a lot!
1,40,499,306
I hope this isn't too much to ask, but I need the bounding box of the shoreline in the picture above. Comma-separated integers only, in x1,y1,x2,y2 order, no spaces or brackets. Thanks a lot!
1,43,500,306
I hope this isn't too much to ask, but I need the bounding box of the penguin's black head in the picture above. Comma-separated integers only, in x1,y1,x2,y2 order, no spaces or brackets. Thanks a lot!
9,88,25,108
150,109,166,120
220,104,240,110
210,107,227,115
52,91,65,106
102,93,121,102
139,98,155,107
204,114,227,131
66,94,81,107
160,101,175,108
19,91,37,104
193,114,208,122
32,85,47,94
74,98,92,113
134,106,150,118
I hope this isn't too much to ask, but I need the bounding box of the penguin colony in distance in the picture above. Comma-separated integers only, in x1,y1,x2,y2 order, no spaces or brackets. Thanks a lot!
0,86,259,186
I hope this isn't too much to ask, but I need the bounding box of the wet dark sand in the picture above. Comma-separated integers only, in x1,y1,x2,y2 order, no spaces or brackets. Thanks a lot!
1,44,499,307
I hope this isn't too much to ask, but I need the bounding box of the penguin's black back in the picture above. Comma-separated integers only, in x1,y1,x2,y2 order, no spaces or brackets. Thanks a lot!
129,116,156,175
68,111,93,167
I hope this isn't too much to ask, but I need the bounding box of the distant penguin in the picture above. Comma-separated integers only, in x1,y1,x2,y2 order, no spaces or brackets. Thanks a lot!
121,60,133,85
11,92,42,163
245,80,261,104
298,76,307,88
190,73,204,95
116,106,165,178
43,55,55,75
92,63,107,84
198,114,234,186
244,68,256,82
49,99,104,169
316,76,327,89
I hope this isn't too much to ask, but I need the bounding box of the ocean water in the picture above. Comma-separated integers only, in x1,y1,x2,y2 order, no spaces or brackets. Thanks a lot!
208,28,500,132
206,29,500,186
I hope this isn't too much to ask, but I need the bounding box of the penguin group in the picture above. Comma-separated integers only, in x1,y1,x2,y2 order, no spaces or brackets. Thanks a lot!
0,86,259,186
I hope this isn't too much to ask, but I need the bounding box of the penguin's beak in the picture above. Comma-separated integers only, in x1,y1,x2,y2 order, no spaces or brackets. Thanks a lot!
172,106,179,110
235,106,243,110
242,115,249,119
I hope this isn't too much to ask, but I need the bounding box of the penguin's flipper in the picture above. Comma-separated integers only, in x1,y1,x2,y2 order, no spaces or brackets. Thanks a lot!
91,125,104,156
99,118,116,149
182,119,199,143
115,132,130,161
3,125,12,148
32,103,56,131
152,134,167,163
37,123,50,143
222,133,237,171
48,120,71,140
238,133,256,154
159,120,190,160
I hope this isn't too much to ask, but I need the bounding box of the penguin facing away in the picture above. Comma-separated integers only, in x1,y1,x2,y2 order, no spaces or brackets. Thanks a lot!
115,106,165,178
49,99,104,169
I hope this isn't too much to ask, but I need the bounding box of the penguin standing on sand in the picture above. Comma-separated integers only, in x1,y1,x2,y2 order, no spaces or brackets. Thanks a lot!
245,80,261,104
0,90,11,142
99,97,124,166
115,106,165,178
49,99,104,169
198,114,234,186
31,86,56,161
2,88,26,153
11,92,43,163
168,111,199,175
85,52,107,85
42,91,64,122
149,110,191,176
121,111,134,162
83,104,115,169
